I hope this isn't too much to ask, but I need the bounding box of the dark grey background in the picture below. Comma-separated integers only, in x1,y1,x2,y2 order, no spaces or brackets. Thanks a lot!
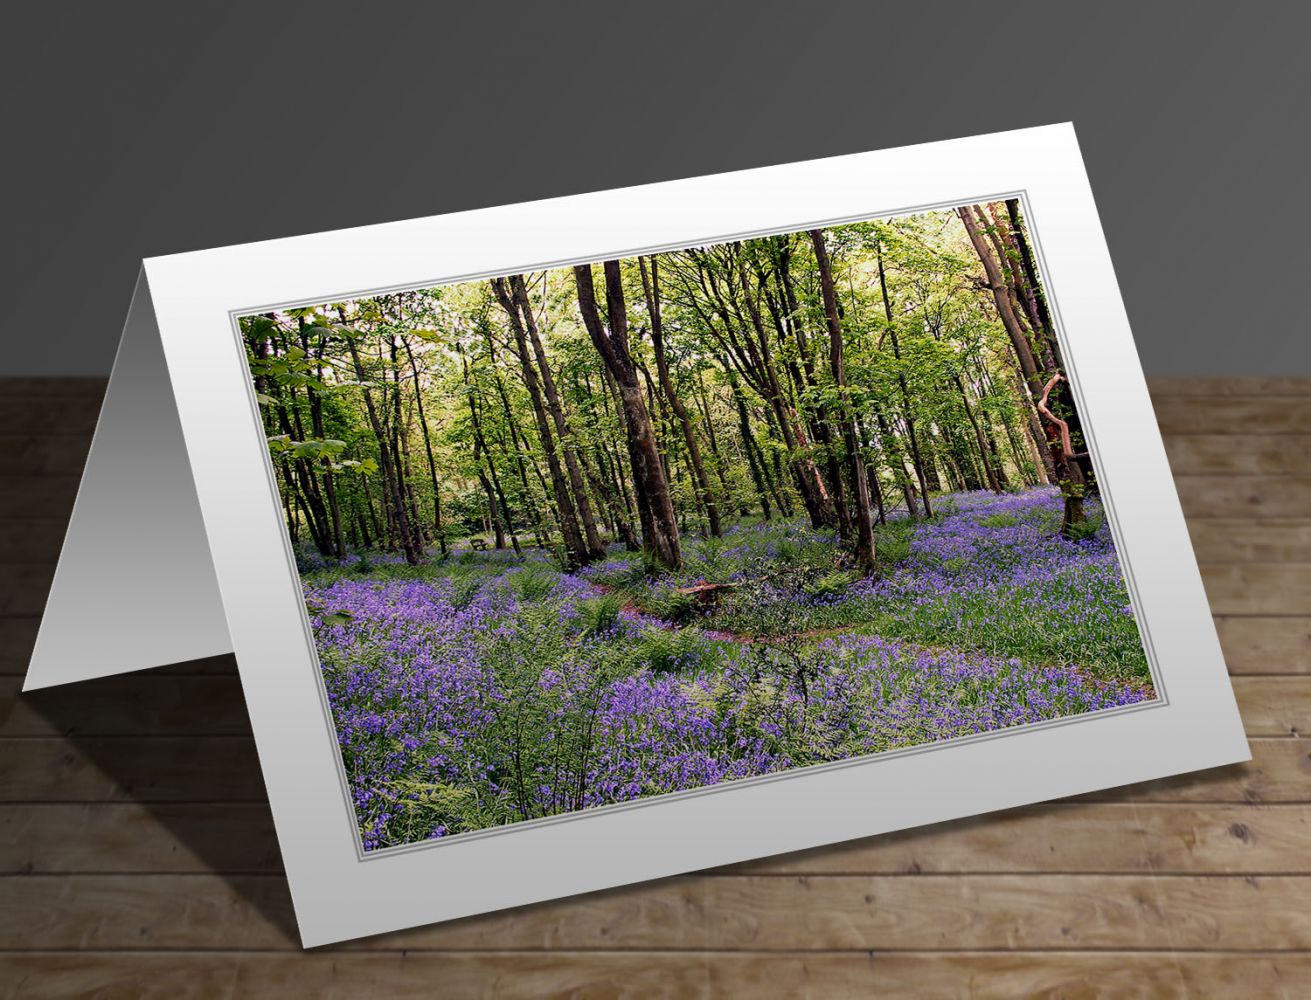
4,3,1307,376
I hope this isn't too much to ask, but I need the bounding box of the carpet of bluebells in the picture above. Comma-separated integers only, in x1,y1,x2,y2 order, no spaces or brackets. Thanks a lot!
300,486,1153,850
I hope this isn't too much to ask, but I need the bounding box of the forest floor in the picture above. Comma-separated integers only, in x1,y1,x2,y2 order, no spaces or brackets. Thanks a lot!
299,486,1154,850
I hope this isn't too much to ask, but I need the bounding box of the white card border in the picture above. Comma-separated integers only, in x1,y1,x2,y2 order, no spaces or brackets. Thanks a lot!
143,123,1247,947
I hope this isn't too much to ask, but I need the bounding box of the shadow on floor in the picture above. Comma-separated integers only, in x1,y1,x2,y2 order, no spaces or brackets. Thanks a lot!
21,654,301,945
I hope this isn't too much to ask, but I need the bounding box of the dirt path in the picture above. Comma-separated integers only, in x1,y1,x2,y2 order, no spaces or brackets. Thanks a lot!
593,581,1155,698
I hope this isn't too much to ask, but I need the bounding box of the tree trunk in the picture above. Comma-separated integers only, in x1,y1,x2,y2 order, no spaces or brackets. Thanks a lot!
809,230,876,575
574,261,682,570
640,257,721,537
402,337,446,556
344,334,421,565
876,241,933,518
508,275,606,560
958,206,1086,535
490,278,590,565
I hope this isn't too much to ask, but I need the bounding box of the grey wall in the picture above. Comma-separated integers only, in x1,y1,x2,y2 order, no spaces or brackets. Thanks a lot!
4,3,1307,376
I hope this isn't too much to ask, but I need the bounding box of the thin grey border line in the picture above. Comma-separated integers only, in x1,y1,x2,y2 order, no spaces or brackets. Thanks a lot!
226,187,1166,865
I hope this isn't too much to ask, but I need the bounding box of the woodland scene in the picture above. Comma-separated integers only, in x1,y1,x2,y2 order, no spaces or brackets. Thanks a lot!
241,200,1153,850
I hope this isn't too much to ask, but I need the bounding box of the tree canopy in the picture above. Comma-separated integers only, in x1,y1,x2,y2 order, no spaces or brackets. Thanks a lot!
242,201,1090,574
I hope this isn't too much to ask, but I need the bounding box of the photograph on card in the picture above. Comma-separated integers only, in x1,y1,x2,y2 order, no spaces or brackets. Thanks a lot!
239,200,1154,852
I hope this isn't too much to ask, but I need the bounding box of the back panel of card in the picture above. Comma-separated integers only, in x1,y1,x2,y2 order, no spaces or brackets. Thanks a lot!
24,272,232,689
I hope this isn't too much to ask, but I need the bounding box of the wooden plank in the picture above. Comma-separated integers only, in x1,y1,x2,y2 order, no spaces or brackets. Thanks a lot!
1,676,251,737
0,397,102,437
1072,737,1309,803
6,802,1311,876
1,952,1308,998
0,378,106,398
0,735,1303,807
0,803,284,874
0,476,79,520
1188,520,1311,563
1148,376,1311,397
0,618,37,674
0,564,54,616
3,873,1311,953
0,521,67,563
1165,434,1311,476
729,803,1311,877
1232,677,1310,736
1153,395,1311,435
0,952,710,999
0,737,266,803
0,874,703,952
702,874,1311,951
0,435,92,478
1177,476,1311,519
1200,564,1311,616
1217,617,1311,674
708,952,1311,998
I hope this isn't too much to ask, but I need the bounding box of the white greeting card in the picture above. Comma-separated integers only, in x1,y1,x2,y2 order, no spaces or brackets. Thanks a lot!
27,124,1247,946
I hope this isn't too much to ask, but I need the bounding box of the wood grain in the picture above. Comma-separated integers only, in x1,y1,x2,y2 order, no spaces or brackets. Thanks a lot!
1200,564,1311,616
1217,617,1311,674
7,802,1311,877
1152,395,1311,435
1176,476,1311,519
0,435,93,478
2,952,1310,999
2,374,1309,995
1189,520,1311,562
0,396,102,437
0,676,251,737
2,873,1309,952
1166,434,1311,476
0,476,80,519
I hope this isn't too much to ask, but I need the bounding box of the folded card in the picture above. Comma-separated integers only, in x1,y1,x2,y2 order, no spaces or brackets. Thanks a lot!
26,124,1247,947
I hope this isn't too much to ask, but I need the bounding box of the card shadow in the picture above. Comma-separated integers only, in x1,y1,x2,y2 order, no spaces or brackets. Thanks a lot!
21,655,301,945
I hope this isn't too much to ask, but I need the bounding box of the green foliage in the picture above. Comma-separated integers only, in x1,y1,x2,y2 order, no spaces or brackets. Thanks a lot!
509,565,558,602
575,592,624,638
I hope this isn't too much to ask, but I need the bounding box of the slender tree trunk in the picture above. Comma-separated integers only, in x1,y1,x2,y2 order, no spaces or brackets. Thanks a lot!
461,350,518,553
876,242,933,518
402,337,446,556
640,257,721,536
809,230,876,574
574,261,682,570
508,275,606,559
955,374,1000,492
344,335,420,565
389,337,425,544
490,278,590,565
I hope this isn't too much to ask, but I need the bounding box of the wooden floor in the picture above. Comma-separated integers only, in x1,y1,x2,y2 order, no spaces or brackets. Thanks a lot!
1,376,1308,998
